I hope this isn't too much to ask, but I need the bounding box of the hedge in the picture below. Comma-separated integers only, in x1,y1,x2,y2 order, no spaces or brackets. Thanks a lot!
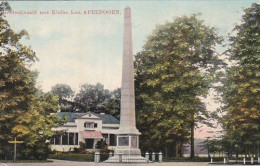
49,153,94,162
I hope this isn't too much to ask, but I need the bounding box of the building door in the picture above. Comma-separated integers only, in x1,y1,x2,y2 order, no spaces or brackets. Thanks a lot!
85,139,94,149
109,134,116,146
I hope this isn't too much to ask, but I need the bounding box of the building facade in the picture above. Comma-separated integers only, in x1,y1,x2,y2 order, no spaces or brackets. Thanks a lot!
50,112,119,152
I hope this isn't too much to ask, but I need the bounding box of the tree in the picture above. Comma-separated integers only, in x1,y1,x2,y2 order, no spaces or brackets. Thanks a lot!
50,84,74,111
74,83,111,113
135,14,222,157
104,88,121,119
0,2,64,160
220,3,260,157
51,84,74,100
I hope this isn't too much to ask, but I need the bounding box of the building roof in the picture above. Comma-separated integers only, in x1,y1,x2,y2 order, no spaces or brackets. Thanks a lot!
95,113,120,124
79,131,103,139
57,112,120,124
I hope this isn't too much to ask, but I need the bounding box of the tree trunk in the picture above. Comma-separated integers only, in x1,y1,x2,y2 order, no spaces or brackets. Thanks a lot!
180,141,184,157
175,141,179,157
190,114,195,159
165,146,168,158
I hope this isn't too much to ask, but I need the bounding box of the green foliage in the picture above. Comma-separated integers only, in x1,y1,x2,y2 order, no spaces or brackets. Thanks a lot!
50,84,74,111
51,84,74,100
78,141,86,153
96,139,107,150
73,83,120,117
219,3,260,157
74,83,110,112
105,88,121,119
135,14,222,156
49,153,94,162
0,2,64,160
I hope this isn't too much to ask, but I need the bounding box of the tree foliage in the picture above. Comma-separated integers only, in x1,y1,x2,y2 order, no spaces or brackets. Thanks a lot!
51,83,74,100
220,3,260,156
73,83,120,117
135,14,222,157
0,2,64,160
50,83,74,111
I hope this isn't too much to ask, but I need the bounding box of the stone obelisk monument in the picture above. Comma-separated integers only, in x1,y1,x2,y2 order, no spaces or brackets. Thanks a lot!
105,7,145,163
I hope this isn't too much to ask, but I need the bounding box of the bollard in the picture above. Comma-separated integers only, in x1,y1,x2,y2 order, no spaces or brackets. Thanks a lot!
251,157,253,164
211,158,213,163
118,153,122,163
258,157,260,164
152,152,155,162
94,151,100,163
243,158,246,165
158,152,162,163
145,152,149,163
96,151,100,163
94,151,97,162
109,151,113,157
224,158,226,164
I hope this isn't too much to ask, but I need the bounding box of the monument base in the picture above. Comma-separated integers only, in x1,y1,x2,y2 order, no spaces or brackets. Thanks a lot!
104,134,145,163
105,149,145,163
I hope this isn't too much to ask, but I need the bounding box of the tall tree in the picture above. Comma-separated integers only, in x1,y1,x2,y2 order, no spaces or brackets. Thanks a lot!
220,3,260,157
104,88,121,118
135,14,222,157
50,84,74,101
50,84,74,111
74,83,111,113
0,2,64,160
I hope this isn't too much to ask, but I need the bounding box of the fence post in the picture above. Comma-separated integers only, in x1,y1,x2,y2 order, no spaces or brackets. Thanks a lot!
109,151,113,157
243,158,246,165
211,158,213,163
145,152,149,163
97,151,100,163
224,158,226,164
118,152,122,163
94,151,96,162
152,152,155,162
251,157,253,164
258,157,260,164
158,151,162,163
94,151,100,163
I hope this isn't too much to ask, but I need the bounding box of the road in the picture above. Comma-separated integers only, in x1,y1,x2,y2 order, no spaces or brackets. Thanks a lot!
0,160,257,166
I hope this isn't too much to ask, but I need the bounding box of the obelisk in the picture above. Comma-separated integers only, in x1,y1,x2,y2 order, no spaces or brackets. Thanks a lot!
118,6,140,135
105,7,145,163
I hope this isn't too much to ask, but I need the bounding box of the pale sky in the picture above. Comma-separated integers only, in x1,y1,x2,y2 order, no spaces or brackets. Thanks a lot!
6,0,258,138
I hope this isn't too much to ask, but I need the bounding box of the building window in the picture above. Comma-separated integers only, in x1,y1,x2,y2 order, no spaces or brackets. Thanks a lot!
69,133,74,145
84,122,94,128
75,133,78,145
94,123,98,128
62,133,68,145
55,135,61,145
51,133,78,146
50,136,55,145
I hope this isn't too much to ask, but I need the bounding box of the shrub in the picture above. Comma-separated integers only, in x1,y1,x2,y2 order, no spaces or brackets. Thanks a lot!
49,153,94,162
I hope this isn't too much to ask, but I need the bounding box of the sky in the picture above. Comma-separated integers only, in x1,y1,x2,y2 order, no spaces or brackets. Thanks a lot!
5,0,259,138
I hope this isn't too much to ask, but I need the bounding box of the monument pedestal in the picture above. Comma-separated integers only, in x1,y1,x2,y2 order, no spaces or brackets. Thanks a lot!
105,134,145,163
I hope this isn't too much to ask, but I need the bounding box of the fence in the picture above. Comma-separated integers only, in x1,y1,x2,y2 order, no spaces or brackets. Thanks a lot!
210,157,260,165
94,151,163,163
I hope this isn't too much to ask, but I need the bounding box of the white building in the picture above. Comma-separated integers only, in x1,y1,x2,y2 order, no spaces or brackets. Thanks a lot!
50,112,119,152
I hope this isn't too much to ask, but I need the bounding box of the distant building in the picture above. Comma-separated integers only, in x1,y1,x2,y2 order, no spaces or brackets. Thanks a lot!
50,112,119,152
